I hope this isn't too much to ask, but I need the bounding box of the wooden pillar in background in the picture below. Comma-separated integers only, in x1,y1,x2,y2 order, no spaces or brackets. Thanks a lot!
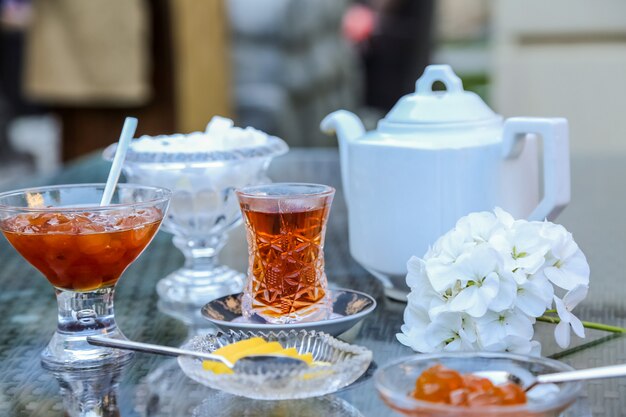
169,0,233,133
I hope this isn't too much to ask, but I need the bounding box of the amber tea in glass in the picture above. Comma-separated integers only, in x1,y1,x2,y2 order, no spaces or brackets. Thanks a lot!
237,183,334,324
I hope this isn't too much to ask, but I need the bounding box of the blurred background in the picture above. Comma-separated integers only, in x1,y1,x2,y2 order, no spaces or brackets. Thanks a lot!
1,0,625,186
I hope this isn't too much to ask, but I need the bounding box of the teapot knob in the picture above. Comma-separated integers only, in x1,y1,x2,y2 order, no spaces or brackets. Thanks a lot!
415,64,464,94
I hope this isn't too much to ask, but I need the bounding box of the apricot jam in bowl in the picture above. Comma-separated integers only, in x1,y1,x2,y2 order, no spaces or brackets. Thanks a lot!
374,352,583,417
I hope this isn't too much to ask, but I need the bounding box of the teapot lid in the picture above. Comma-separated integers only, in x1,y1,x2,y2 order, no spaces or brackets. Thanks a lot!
380,65,498,128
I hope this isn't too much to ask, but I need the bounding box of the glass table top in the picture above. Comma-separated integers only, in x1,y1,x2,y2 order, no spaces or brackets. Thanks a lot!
1,148,624,416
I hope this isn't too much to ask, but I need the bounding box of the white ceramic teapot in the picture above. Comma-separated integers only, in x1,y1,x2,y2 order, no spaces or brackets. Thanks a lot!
321,64,570,300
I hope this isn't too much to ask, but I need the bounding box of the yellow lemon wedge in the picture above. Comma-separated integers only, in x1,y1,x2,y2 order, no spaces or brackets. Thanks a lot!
210,337,266,358
201,338,316,374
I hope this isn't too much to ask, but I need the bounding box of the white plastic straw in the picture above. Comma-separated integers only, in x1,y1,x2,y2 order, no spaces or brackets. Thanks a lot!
100,117,138,206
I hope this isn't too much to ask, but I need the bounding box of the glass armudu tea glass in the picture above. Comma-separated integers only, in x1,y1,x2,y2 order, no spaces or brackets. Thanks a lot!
236,183,334,324
103,129,288,326
0,184,170,370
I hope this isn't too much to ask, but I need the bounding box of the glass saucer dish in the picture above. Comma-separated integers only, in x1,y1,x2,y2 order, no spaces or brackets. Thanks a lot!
178,330,373,400
374,352,583,417
200,288,376,337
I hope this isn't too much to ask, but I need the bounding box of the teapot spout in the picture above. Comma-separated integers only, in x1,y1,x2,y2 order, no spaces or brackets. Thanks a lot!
320,111,365,207
320,110,365,144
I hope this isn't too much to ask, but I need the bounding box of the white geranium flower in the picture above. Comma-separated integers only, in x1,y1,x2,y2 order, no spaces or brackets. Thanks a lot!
408,289,446,321
424,312,477,352
399,209,591,355
554,285,588,348
447,246,503,317
488,272,517,312
406,256,428,287
483,335,542,356
426,227,474,263
423,230,476,293
476,309,534,347
490,221,550,284
515,275,554,317
540,223,590,291
397,301,432,352
397,324,430,352
406,257,446,315
494,207,515,228
456,211,502,244
425,257,459,293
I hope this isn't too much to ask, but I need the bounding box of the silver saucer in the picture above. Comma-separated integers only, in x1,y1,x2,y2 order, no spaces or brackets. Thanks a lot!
200,288,376,337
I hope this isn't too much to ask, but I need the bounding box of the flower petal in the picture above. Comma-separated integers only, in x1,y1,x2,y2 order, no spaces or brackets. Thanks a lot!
443,338,464,352
511,269,530,285
406,256,430,288
456,211,500,243
489,275,516,312
482,272,501,295
468,247,502,278
459,320,477,344
554,320,571,348
450,286,489,317
562,251,590,286
403,305,429,329
504,311,534,340
544,266,585,291
554,295,573,322
515,276,554,317
563,284,589,310
494,207,515,227
425,313,461,346
475,312,506,346
396,325,434,353
426,259,458,292
569,314,586,338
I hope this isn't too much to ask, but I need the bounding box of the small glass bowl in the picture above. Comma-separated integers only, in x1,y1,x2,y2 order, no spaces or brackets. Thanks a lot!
178,330,372,400
374,352,583,417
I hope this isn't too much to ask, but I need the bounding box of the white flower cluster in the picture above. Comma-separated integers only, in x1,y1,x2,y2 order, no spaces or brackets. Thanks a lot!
397,208,590,355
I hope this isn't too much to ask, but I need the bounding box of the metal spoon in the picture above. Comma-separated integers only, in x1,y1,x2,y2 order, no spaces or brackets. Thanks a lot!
86,336,307,373
474,363,626,392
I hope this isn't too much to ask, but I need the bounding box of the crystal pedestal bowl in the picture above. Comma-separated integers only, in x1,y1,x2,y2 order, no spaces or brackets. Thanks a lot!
103,120,288,327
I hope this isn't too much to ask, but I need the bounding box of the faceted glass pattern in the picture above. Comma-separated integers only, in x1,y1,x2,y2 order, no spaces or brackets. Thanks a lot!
237,184,334,324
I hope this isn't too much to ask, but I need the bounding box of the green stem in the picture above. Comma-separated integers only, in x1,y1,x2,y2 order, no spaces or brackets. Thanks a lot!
549,333,624,360
537,315,626,333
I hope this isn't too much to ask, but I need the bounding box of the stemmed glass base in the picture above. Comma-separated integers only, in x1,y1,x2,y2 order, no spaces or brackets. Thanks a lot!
157,266,244,325
41,287,133,371
156,235,244,328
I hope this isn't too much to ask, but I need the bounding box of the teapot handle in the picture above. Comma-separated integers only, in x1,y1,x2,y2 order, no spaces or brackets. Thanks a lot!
501,118,570,221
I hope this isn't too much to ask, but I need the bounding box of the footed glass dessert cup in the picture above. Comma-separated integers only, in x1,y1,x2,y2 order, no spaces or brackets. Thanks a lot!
237,183,335,324
103,127,288,326
0,184,170,370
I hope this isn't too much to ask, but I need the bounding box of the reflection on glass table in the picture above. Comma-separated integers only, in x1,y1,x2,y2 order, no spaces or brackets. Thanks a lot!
48,359,130,417
192,393,364,417
135,358,367,417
